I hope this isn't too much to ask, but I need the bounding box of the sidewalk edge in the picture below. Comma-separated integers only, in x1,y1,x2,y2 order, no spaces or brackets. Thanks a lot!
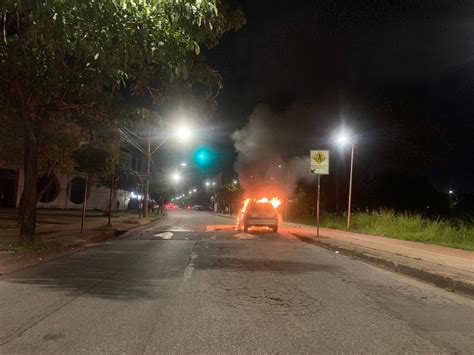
0,219,159,275
294,234,474,299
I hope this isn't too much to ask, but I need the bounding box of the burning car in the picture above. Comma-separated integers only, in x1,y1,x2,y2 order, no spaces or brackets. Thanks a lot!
237,198,280,233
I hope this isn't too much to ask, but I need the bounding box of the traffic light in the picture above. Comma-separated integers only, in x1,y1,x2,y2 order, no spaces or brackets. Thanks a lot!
194,147,214,168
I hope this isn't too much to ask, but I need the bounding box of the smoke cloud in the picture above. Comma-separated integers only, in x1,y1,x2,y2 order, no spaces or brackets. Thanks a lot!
232,103,318,197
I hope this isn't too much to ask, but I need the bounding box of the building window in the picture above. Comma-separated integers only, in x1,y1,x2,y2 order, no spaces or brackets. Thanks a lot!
69,177,87,204
38,177,60,203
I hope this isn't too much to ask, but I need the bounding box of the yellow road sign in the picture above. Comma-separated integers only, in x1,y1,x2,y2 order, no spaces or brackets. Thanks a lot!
310,150,329,175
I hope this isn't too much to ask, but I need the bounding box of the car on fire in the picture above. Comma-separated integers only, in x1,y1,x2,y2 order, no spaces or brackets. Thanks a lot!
237,200,279,233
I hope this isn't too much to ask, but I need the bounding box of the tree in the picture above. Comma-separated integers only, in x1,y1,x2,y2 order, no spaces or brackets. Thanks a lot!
0,1,245,242
149,181,172,214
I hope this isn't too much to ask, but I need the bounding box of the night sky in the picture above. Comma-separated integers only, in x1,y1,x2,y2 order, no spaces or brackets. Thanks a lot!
203,0,474,192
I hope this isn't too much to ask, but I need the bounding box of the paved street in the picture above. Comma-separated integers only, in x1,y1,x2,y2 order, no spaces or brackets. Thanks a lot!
0,209,473,354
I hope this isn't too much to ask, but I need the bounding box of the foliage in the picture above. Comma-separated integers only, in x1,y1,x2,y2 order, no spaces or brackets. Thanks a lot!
8,240,60,252
291,210,474,251
149,181,171,201
99,164,141,192
73,144,118,179
0,0,245,241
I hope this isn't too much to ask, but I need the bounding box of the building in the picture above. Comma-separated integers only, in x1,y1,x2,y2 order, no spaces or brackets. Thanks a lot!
0,165,132,211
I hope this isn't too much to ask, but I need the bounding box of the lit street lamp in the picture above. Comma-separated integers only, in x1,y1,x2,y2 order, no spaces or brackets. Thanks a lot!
176,126,192,142
134,123,194,218
171,172,181,183
336,130,355,229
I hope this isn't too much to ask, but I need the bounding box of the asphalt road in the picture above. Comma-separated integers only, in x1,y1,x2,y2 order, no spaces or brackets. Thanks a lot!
0,209,473,354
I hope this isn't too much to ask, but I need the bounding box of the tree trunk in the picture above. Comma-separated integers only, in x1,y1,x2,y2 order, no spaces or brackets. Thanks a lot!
106,176,114,227
20,130,38,243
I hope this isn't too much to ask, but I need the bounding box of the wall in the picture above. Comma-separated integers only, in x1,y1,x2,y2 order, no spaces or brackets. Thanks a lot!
5,166,132,211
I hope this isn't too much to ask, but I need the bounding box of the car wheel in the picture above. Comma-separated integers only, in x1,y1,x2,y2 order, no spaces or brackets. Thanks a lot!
244,225,249,233
272,225,278,233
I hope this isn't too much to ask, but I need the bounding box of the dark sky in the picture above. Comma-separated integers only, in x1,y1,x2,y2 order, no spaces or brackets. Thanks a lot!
204,0,474,192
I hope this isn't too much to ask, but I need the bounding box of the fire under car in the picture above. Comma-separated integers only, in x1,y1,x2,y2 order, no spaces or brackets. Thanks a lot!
237,200,279,233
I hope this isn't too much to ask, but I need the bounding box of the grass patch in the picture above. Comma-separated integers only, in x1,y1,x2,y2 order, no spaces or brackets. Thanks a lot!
290,210,474,251
8,240,60,253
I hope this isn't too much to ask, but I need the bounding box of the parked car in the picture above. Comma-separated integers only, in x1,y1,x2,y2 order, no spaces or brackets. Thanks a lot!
237,201,278,233
193,205,204,211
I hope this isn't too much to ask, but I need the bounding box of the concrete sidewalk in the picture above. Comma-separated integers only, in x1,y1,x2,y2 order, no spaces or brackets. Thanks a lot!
0,212,161,274
283,222,474,297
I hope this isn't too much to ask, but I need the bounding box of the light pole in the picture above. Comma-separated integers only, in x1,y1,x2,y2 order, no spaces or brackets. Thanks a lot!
143,124,192,217
336,131,355,229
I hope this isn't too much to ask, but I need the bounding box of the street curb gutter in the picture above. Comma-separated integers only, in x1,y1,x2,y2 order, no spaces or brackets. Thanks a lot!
294,234,474,299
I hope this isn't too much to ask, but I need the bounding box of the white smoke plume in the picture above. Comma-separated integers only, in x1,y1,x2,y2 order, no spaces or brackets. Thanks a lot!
232,103,317,197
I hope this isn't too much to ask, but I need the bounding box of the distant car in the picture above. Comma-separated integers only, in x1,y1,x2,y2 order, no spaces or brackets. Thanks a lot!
164,203,178,209
238,201,278,233
193,205,204,211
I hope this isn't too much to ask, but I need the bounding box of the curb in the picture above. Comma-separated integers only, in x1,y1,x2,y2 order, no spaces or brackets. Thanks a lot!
293,234,474,299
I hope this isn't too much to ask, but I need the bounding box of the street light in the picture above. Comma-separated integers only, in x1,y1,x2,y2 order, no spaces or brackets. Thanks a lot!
136,123,195,218
180,162,187,167
193,188,197,192
171,172,181,182
176,125,192,142
205,181,211,187
336,130,355,229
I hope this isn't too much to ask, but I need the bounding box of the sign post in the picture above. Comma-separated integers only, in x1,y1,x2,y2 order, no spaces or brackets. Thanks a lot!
310,150,330,237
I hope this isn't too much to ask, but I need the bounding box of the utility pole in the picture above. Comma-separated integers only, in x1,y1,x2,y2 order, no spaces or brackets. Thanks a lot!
144,136,151,218
347,143,355,229
284,165,290,221
316,174,321,237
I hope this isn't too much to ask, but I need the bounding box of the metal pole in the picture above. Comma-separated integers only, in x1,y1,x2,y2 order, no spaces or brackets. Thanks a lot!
80,173,88,233
284,166,290,221
144,138,151,218
107,175,114,227
347,143,354,229
316,174,321,238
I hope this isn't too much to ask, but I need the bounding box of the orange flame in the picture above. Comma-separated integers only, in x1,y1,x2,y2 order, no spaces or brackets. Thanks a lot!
256,197,281,209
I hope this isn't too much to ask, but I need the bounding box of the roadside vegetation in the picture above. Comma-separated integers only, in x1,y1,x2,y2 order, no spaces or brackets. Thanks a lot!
7,240,60,253
290,210,474,251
